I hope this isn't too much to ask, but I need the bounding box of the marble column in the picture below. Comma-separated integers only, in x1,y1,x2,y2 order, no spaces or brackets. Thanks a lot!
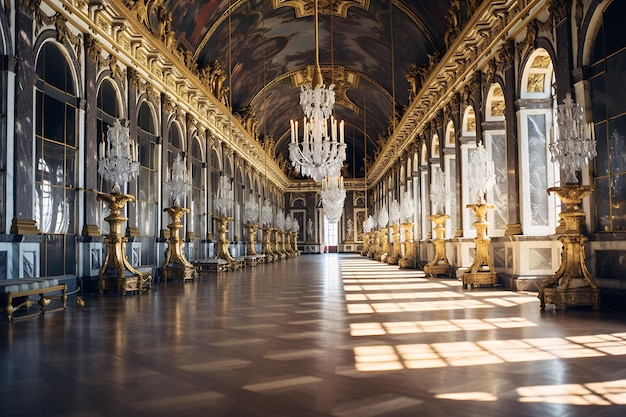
82,34,101,237
11,6,38,235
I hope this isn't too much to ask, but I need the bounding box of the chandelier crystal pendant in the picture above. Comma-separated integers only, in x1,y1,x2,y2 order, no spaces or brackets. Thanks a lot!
163,154,191,207
261,199,274,227
400,190,414,223
321,175,346,223
98,119,139,193
549,93,597,184
244,191,259,224
289,0,346,182
467,142,496,204
214,174,233,217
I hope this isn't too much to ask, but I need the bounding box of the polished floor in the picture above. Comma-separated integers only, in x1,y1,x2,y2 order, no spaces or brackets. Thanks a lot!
2,254,626,417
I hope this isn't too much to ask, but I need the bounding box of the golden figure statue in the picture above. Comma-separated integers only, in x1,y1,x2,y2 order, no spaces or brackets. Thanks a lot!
245,221,259,256
360,231,370,256
539,185,600,310
424,214,451,276
262,227,276,262
398,222,416,269
212,214,237,268
97,191,152,294
162,205,197,281
387,225,402,265
463,201,497,288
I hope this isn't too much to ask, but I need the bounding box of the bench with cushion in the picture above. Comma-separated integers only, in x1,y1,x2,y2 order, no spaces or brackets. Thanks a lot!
0,277,68,322
192,259,228,274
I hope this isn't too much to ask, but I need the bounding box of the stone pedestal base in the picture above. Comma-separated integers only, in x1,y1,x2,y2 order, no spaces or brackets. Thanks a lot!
163,263,196,281
424,263,451,276
463,271,497,288
539,286,600,310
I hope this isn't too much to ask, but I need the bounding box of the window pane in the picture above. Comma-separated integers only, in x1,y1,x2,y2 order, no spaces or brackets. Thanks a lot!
595,121,608,177
606,51,626,118
596,177,610,231
65,106,76,147
43,94,65,143
611,173,626,231
608,116,626,174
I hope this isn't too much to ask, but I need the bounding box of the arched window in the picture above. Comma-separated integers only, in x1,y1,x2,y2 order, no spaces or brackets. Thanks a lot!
518,48,557,236
444,120,457,237
137,102,158,265
96,79,120,193
590,0,626,232
34,42,77,275
484,83,507,235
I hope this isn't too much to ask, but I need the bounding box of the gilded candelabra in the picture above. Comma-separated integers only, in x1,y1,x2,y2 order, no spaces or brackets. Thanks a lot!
539,93,599,310
386,199,402,265
398,222,416,269
262,226,276,262
424,214,451,276
162,154,195,281
213,214,236,268
163,206,197,281
539,186,599,309
245,222,259,256
387,225,402,265
368,231,378,258
97,192,152,294
97,119,150,294
463,201,497,288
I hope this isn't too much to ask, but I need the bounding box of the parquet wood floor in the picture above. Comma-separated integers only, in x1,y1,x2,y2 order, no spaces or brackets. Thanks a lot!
2,254,626,416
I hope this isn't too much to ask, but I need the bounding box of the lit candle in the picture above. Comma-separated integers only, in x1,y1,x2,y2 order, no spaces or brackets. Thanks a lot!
340,120,344,144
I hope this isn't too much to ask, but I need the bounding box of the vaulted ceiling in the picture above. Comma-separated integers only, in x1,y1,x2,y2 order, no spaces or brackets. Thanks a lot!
164,0,452,179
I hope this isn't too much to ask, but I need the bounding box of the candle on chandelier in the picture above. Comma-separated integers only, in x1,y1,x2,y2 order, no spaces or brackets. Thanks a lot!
340,120,345,144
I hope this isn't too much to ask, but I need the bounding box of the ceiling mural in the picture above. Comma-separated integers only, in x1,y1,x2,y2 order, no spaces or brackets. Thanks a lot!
163,0,452,179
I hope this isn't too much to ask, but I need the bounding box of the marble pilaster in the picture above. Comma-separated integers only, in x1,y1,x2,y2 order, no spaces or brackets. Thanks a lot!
12,8,37,231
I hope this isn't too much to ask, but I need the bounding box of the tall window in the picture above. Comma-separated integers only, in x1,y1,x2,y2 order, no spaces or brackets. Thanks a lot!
590,0,626,232
96,79,119,192
35,42,77,275
191,137,205,252
137,102,158,264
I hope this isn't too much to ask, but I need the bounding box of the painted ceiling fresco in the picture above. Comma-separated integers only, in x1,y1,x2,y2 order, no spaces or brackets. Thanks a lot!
164,0,451,178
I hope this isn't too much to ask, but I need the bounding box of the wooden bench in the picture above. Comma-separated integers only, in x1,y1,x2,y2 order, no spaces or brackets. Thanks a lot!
192,259,228,274
0,277,68,322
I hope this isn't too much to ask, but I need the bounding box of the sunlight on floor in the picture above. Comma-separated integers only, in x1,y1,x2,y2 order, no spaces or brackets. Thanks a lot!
353,333,626,372
347,299,493,314
350,317,537,336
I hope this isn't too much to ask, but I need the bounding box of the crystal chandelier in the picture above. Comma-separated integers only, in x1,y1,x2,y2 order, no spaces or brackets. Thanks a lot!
276,209,285,230
261,199,273,227
389,199,400,226
163,154,191,207
467,142,496,203
98,119,139,193
378,203,389,229
363,215,373,234
430,167,446,214
285,215,292,232
213,174,233,217
244,191,259,224
401,190,414,223
291,217,300,236
289,0,346,182
321,175,346,223
550,93,597,184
